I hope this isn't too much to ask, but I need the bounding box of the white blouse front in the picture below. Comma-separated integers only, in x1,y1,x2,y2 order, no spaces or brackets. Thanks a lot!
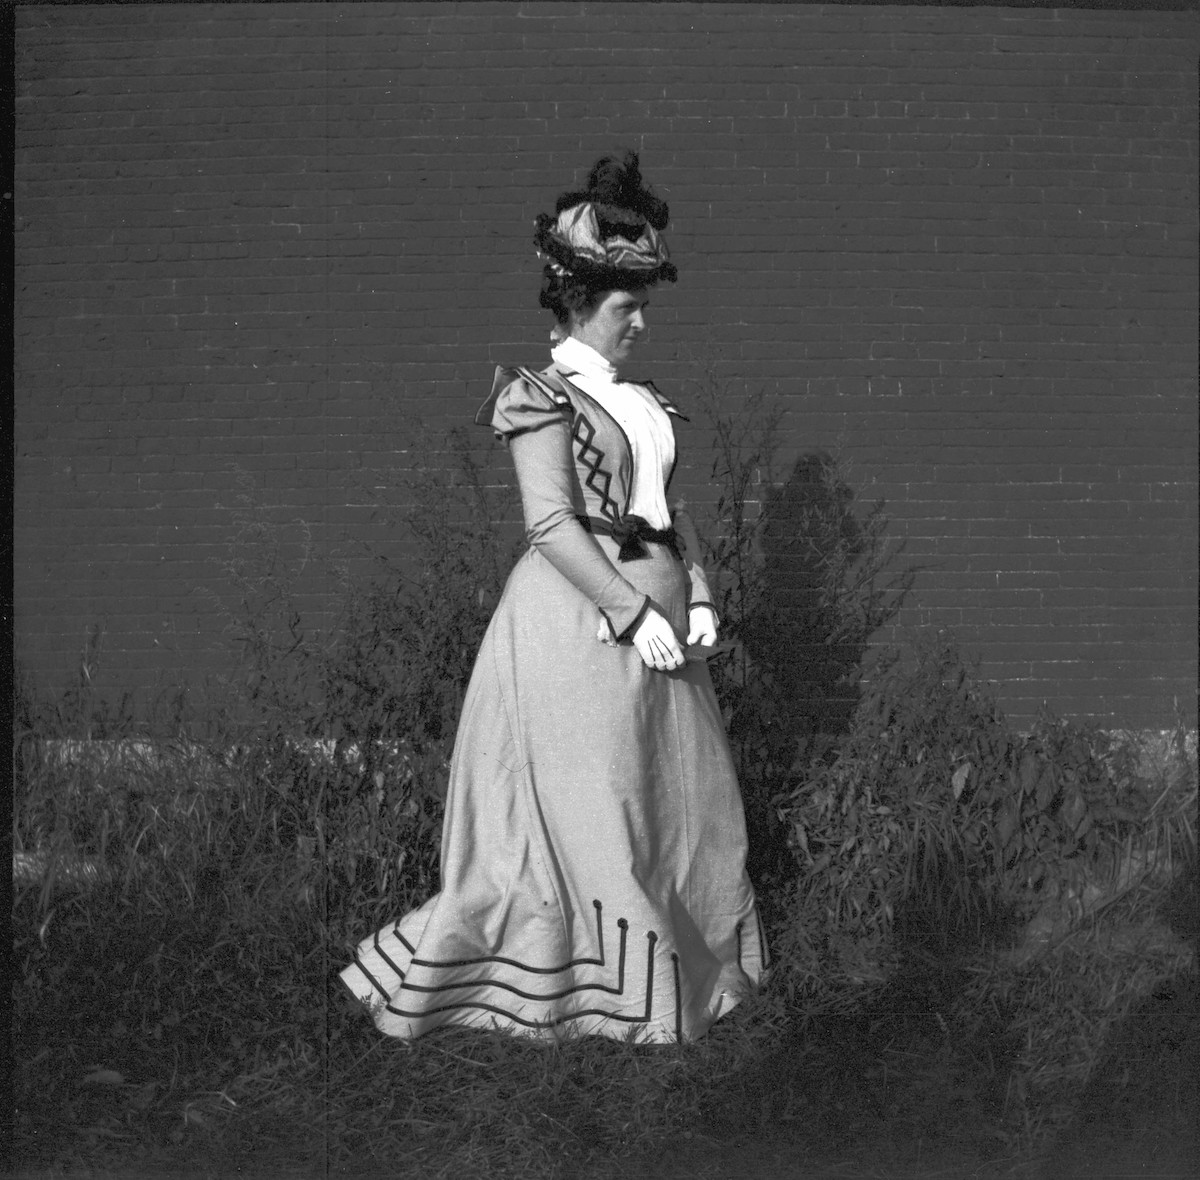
550,336,675,530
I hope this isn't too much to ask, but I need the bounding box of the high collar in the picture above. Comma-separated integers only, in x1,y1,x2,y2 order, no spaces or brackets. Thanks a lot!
551,335,619,383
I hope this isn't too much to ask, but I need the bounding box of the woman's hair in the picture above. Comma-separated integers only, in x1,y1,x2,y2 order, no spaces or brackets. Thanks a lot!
534,151,674,323
538,269,653,326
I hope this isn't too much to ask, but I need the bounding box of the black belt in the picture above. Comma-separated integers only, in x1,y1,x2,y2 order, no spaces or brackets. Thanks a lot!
576,514,681,562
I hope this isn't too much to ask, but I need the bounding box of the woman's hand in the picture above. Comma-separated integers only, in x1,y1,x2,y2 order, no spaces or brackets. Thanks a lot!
686,605,719,648
632,608,685,672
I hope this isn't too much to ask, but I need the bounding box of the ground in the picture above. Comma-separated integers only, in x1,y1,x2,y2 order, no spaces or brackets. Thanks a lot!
12,969,1196,1180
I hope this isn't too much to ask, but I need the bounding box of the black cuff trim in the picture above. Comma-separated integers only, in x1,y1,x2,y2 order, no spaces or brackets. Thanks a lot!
615,596,653,641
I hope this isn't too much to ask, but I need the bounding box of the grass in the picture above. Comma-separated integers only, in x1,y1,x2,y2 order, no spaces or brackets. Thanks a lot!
20,961,1194,1180
11,754,1196,1180
11,670,1197,1179
11,976,1042,1179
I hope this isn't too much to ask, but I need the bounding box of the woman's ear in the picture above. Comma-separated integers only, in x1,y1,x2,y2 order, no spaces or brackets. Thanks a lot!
565,304,590,340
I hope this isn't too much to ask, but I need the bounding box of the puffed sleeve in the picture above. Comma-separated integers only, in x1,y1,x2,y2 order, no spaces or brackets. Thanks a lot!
480,368,652,640
672,501,719,622
474,366,571,441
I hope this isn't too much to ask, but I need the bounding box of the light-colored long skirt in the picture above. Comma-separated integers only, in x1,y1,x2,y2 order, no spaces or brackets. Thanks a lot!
340,534,766,1043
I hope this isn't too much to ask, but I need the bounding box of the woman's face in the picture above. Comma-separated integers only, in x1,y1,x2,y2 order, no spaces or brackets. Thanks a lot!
570,289,650,370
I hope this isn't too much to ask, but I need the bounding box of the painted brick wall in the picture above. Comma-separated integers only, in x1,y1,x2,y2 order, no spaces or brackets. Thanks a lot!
14,2,1198,729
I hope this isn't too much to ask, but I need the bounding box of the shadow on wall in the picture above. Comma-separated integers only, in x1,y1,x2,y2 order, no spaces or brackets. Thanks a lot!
716,450,915,886
747,452,880,736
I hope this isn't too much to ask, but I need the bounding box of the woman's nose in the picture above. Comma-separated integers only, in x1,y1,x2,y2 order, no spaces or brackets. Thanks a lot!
630,309,645,332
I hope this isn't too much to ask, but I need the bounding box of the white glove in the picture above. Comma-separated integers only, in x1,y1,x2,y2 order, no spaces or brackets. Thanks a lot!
631,608,685,672
686,604,719,648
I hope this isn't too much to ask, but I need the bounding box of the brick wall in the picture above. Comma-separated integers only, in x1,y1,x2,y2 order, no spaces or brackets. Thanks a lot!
14,2,1198,730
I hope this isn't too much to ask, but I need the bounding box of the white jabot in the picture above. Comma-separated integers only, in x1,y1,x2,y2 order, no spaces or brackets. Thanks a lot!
551,336,675,529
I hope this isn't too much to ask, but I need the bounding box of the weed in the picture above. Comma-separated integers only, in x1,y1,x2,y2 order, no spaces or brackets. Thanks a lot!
10,407,1197,1177
691,373,916,890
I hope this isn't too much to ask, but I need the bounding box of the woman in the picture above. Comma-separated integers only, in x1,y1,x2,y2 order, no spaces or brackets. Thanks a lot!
341,153,766,1043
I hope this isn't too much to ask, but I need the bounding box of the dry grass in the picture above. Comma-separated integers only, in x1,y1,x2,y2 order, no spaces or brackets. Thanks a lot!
12,691,1196,1179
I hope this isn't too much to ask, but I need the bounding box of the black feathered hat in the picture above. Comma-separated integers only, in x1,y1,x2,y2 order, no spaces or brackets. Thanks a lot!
534,151,677,288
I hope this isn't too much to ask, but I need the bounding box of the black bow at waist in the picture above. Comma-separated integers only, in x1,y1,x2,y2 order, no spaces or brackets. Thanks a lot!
576,515,682,562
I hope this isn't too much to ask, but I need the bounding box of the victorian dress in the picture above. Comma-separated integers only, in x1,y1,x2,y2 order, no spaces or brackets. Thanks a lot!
340,337,767,1043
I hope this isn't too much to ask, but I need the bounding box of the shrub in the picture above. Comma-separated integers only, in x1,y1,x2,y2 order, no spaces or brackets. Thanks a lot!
772,634,1172,990
691,373,915,888
192,428,521,914
13,396,1197,1174
11,427,522,1168
768,632,1196,1153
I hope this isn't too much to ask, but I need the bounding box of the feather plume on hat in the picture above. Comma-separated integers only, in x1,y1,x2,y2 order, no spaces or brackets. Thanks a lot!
534,151,677,288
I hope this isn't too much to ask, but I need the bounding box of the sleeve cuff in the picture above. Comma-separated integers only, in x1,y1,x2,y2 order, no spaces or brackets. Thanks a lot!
611,595,653,642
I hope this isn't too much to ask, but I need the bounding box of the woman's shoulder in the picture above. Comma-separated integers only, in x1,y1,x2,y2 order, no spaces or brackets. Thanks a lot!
475,363,574,438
